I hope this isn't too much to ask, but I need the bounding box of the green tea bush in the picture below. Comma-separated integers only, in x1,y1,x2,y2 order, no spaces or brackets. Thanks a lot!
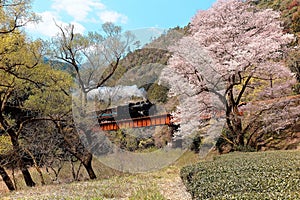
181,150,300,199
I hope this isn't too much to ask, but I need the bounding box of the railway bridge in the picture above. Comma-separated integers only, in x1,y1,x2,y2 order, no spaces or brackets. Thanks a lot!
99,113,172,131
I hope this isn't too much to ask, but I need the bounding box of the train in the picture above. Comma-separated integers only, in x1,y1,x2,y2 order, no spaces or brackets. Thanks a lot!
96,100,157,123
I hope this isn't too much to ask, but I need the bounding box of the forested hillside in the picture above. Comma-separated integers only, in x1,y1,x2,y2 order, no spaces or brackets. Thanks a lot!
104,26,188,88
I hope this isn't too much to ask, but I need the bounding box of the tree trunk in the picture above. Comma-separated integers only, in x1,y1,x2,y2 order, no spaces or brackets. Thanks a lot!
235,119,244,146
10,133,36,187
24,148,45,185
20,162,36,187
0,166,15,191
226,87,245,147
82,153,96,180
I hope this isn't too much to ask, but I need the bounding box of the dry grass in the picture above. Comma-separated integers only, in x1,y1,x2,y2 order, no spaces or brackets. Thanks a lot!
0,151,198,199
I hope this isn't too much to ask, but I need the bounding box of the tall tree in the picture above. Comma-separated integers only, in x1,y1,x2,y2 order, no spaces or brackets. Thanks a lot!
51,22,137,105
0,0,39,190
49,22,137,179
0,33,46,188
160,0,298,151
0,32,75,190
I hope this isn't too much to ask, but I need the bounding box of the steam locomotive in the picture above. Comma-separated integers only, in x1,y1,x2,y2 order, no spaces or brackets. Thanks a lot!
96,100,157,123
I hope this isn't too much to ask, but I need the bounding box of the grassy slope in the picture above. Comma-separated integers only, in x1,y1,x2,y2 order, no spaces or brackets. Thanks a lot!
0,151,198,200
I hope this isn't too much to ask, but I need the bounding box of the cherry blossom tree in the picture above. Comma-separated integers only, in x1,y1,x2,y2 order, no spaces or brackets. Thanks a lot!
161,0,298,151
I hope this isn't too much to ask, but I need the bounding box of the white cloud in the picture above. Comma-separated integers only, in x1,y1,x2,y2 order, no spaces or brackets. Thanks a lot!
99,11,128,24
51,0,105,22
26,11,85,38
26,0,128,39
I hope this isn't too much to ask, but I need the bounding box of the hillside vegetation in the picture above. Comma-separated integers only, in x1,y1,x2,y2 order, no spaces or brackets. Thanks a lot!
103,26,188,88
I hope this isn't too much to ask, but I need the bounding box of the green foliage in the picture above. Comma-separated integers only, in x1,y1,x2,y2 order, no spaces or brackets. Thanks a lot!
286,49,300,85
108,129,155,151
23,65,73,116
0,135,12,154
181,150,300,199
0,31,73,118
0,32,68,126
0,0,39,34
189,134,202,153
138,138,155,149
293,82,300,93
147,83,169,103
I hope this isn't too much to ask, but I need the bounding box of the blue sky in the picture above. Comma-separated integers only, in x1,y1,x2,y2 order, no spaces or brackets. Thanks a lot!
26,0,216,42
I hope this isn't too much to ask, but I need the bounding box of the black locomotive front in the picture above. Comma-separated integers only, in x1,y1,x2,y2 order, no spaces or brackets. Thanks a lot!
98,100,156,122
